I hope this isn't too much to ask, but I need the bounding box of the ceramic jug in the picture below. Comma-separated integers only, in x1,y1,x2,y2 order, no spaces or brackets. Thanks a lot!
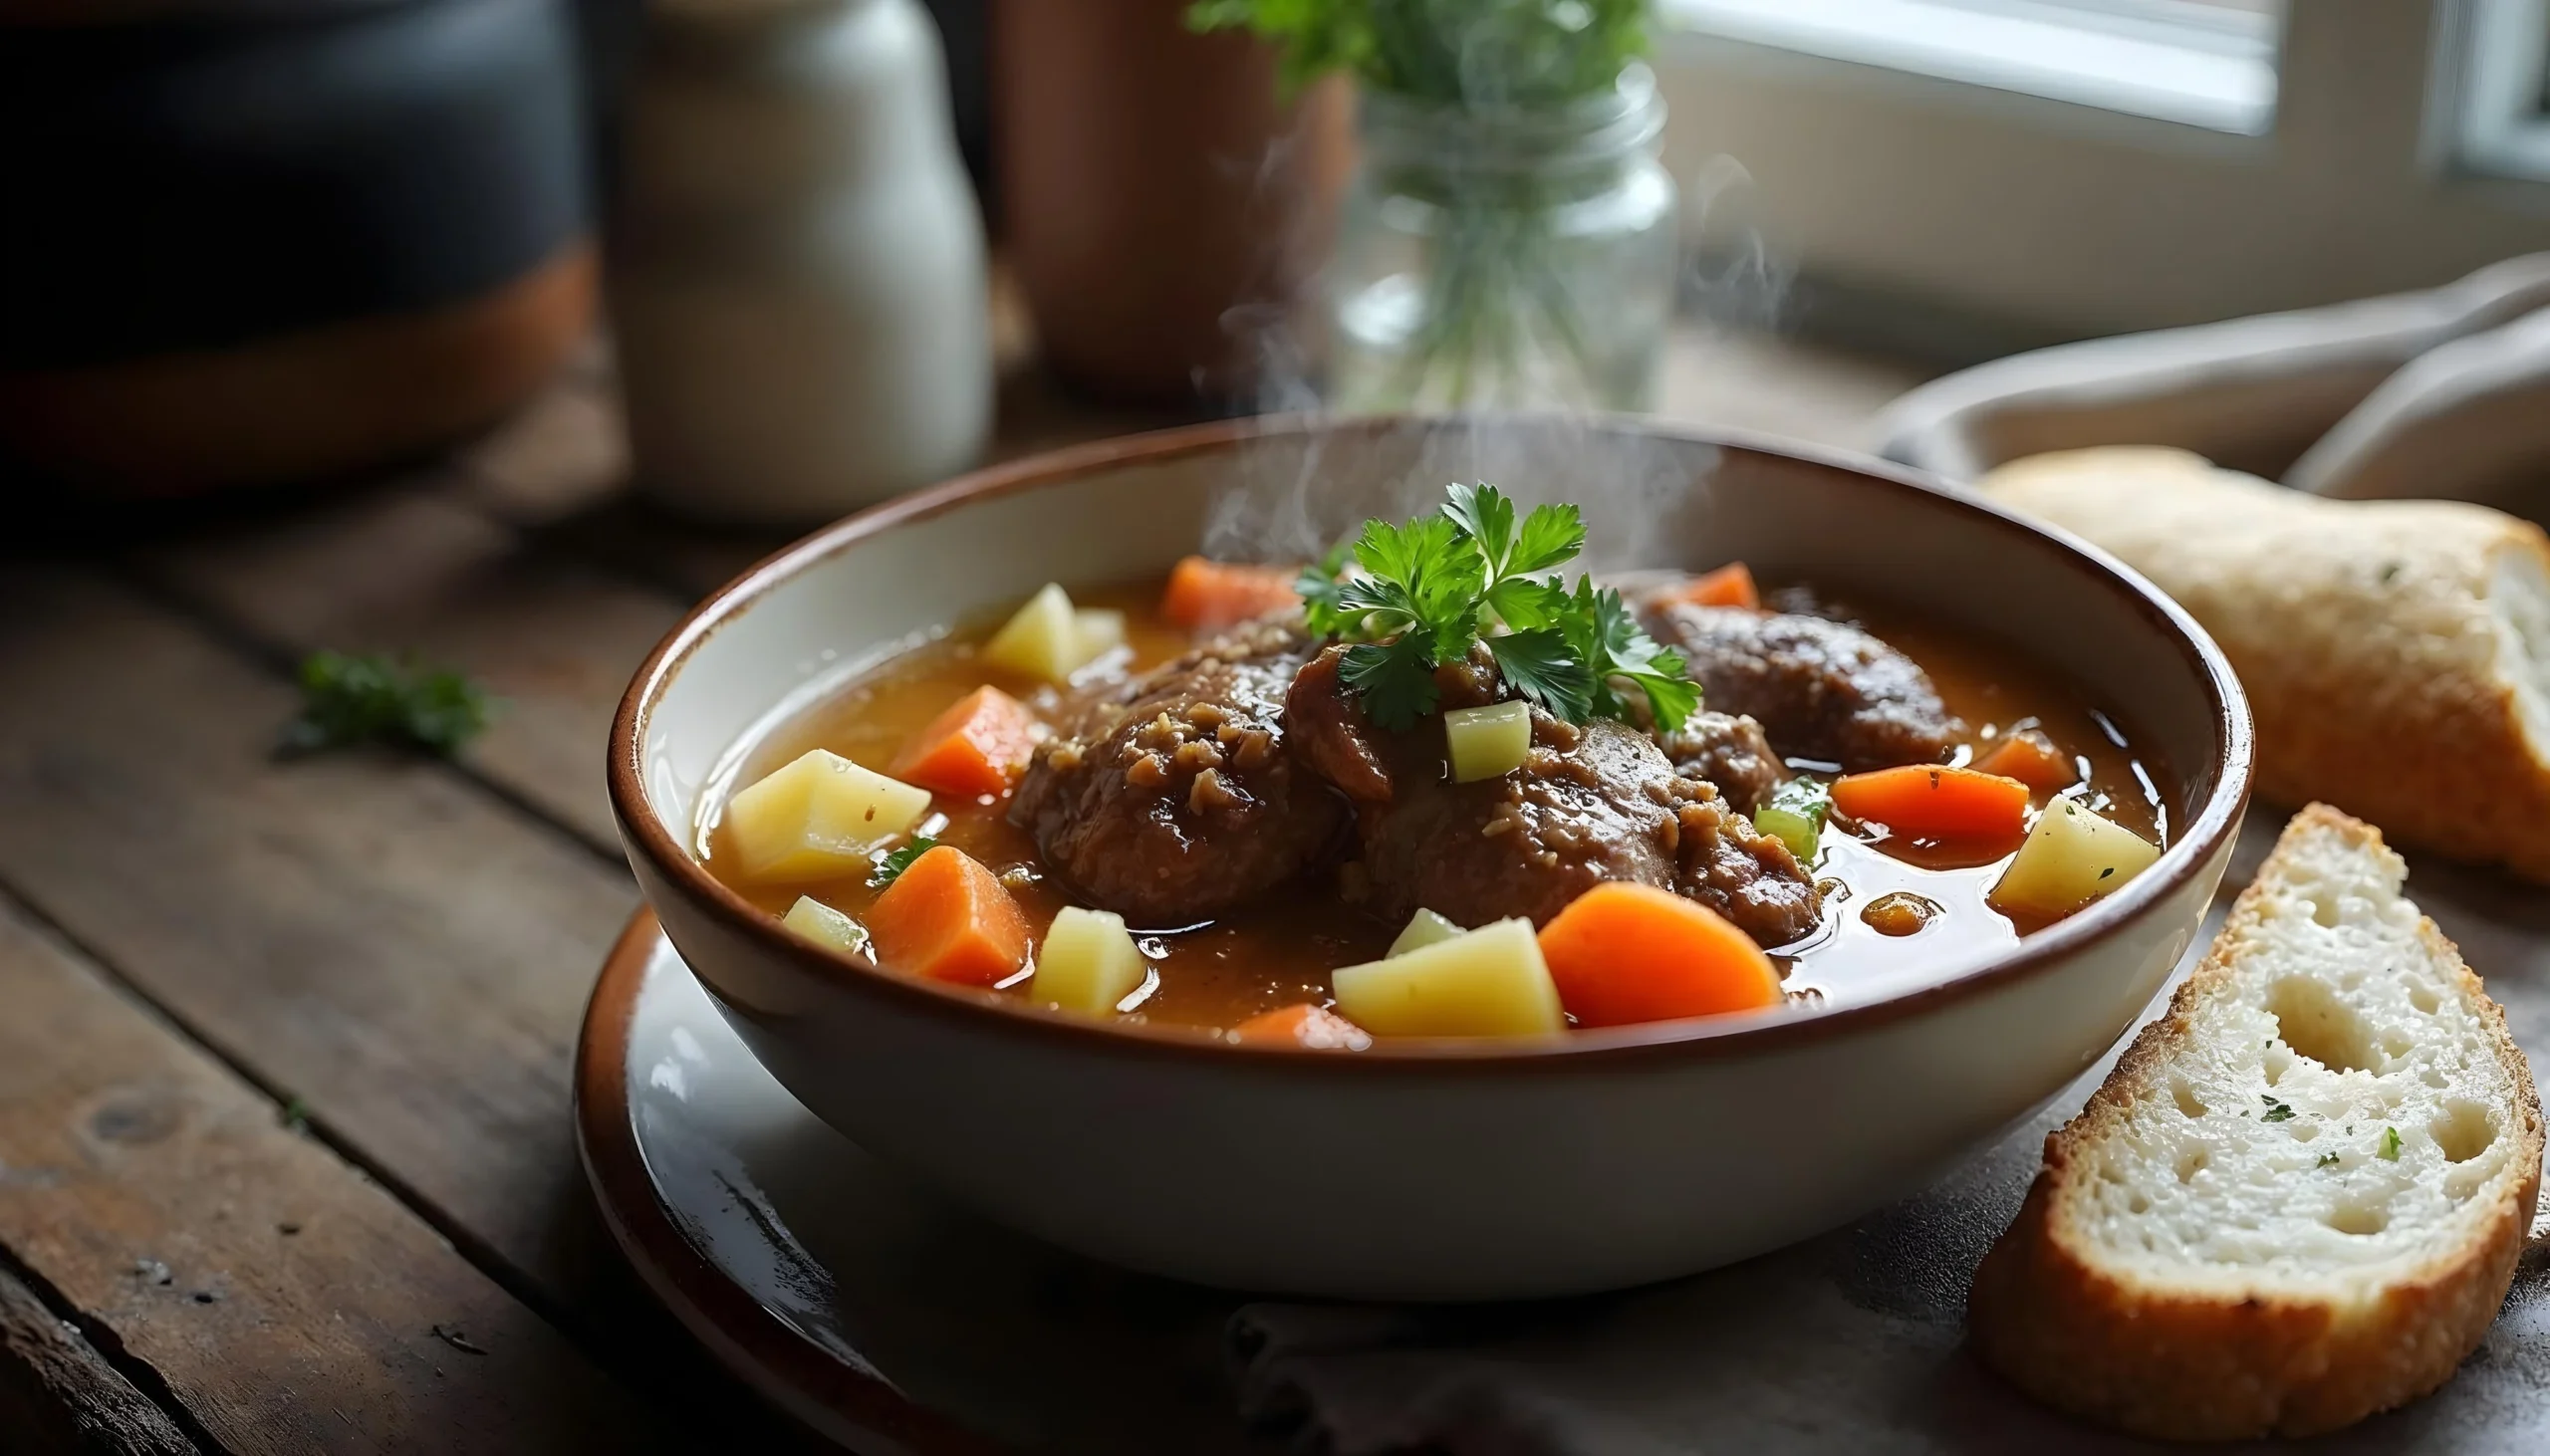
611,0,991,524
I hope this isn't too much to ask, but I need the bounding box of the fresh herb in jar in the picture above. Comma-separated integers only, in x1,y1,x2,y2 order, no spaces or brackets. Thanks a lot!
1186,0,1649,106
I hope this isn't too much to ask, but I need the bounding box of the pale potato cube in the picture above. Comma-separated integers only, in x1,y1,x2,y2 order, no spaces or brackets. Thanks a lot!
983,584,1114,683
1388,907,1464,957
1030,905,1151,1014
724,749,931,883
780,895,871,956
1332,917,1566,1037
1443,700,1531,782
1990,798,2162,918
1074,608,1128,664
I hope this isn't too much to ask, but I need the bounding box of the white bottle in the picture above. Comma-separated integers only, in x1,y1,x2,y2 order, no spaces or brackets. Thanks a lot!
610,0,991,525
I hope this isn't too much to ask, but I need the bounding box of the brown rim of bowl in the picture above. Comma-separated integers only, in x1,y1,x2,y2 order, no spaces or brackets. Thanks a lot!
574,909,997,1455
608,412,2255,1072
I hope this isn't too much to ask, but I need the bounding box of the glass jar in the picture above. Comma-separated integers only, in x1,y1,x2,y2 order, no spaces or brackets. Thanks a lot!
1323,63,1678,414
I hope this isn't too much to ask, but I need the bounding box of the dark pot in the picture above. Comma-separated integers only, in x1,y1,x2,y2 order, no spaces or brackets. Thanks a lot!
0,0,595,495
992,0,1350,407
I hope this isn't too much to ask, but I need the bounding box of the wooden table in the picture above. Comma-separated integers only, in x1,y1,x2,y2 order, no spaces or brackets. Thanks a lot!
0,331,1921,1453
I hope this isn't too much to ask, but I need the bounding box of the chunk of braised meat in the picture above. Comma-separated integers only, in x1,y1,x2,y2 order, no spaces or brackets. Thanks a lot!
1641,602,1961,772
1671,789,1824,947
1654,710,1785,816
1286,645,1821,944
1010,615,1344,924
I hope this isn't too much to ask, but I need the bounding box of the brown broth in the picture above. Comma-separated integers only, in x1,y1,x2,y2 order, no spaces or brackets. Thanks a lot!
701,581,2174,1031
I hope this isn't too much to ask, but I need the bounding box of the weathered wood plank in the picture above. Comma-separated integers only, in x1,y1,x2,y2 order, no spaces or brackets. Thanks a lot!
0,568,827,1449
136,482,680,851
0,891,677,1454
455,380,629,532
0,1264,199,1456
0,566,636,1315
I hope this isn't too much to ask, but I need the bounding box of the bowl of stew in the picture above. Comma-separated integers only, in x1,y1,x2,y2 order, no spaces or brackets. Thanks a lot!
609,414,2253,1300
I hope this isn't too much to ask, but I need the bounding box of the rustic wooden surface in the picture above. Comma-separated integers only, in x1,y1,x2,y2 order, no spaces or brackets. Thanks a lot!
0,322,1923,1453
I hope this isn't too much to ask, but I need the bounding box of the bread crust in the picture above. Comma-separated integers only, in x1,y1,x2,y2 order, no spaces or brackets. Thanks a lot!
1981,448,2550,884
1966,805,2545,1440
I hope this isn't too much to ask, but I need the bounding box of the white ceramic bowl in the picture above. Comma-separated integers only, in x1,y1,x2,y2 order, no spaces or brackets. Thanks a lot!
611,415,2253,1301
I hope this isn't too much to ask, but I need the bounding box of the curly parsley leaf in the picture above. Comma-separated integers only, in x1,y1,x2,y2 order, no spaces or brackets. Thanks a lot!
1486,627,1595,723
281,650,494,758
1340,635,1440,731
1296,538,1354,638
1447,483,1587,588
1484,573,1568,632
1353,513,1468,601
1509,502,1587,577
869,836,939,889
1442,483,1516,575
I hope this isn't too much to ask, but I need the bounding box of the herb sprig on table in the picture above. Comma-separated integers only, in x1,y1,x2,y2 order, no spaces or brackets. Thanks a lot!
1297,482,1698,732
280,651,494,758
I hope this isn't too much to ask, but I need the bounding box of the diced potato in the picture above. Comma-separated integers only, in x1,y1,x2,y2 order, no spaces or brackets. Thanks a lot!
1990,798,2162,918
1331,918,1566,1037
1074,608,1127,664
1389,907,1464,957
1444,700,1531,782
724,749,932,883
1030,905,1152,1014
780,895,871,956
983,584,1114,683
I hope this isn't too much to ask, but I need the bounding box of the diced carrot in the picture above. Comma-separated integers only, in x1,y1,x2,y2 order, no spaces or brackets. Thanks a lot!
1664,562,1759,609
1536,882,1783,1028
864,846,1031,987
1230,1002,1373,1050
891,685,1044,798
1159,555,1301,629
1974,728,2078,794
1831,764,2031,844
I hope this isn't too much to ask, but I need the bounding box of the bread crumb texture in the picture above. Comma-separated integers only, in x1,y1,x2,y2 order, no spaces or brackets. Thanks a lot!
2083,825,2519,1284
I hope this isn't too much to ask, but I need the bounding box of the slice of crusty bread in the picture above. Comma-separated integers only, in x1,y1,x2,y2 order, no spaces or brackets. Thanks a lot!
1968,805,2544,1441
1979,446,2550,884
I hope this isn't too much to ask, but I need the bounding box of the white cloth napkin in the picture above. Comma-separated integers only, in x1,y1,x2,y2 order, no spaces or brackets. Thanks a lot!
1228,1087,2550,1456
1226,1089,2073,1456
1224,826,2550,1456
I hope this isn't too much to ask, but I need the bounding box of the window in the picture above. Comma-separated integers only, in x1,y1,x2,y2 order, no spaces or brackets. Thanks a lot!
2444,0,2550,181
1654,0,2550,353
1662,0,2283,133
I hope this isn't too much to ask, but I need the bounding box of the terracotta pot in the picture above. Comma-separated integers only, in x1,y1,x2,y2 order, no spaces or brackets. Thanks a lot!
0,0,595,495
992,0,1350,406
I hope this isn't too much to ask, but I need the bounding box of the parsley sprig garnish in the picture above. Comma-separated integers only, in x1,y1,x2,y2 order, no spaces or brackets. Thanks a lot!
869,836,939,889
1296,483,1698,733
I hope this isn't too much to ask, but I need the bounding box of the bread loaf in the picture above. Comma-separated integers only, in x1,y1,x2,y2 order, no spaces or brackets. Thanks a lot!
1981,446,2550,883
